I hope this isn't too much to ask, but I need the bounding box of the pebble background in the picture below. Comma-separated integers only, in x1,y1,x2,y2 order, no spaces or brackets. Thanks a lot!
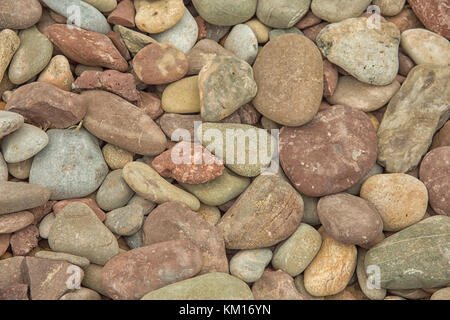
0,0,449,301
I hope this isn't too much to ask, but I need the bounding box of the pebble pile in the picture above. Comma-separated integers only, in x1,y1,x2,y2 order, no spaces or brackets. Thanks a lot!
0,0,449,301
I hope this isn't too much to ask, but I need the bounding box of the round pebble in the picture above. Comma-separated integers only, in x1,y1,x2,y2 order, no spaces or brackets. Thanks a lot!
96,169,135,212
105,205,144,236
256,0,310,28
230,249,273,283
224,24,258,65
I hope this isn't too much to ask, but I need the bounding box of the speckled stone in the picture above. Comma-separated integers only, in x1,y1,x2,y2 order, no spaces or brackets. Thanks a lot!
38,55,74,92
96,170,134,212
408,0,449,39
0,111,24,139
0,153,7,181
34,250,90,268
113,25,157,56
0,181,50,215
0,30,20,84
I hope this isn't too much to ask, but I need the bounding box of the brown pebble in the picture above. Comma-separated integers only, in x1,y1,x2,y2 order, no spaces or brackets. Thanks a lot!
398,52,415,77
10,225,39,256
107,31,131,60
303,22,329,42
0,283,29,300
296,10,322,29
137,91,163,120
252,269,306,300
386,7,423,33
431,120,450,149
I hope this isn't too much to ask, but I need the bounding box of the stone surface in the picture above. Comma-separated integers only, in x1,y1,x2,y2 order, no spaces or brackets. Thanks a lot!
327,76,401,112
29,128,108,200
84,0,117,12
0,182,50,215
224,24,258,64
105,205,144,236
252,269,305,300
38,212,55,239
48,202,119,265
0,211,34,234
253,34,323,127
158,113,201,141
53,198,106,222
317,193,384,245
0,283,28,300
137,92,163,119
102,144,134,170
372,0,406,16
0,30,20,84
96,170,134,212
135,0,184,34
356,248,387,300
431,121,450,149
123,161,200,211
107,0,135,28
60,287,101,300
245,19,271,43
346,163,384,195
0,153,7,181
192,0,257,26
186,39,236,76
311,0,371,22
34,251,90,268
217,174,303,249
377,65,450,173
280,105,378,197
431,288,450,300
419,147,450,216
317,17,400,86
10,225,39,256
408,0,449,39
143,202,228,274
162,76,200,114
38,55,74,91
256,0,310,28
142,272,253,300
365,216,450,289
360,173,428,231
0,0,42,30
0,111,24,139
113,25,157,56
47,24,127,72
229,249,273,284
386,7,424,33
5,82,87,129
102,239,202,300
82,90,167,156
401,28,450,66
268,27,304,40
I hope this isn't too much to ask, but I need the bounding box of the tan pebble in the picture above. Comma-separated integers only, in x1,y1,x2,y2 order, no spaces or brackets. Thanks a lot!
38,55,74,91
162,76,200,113
102,143,134,170
134,0,184,34
245,19,271,43
196,204,221,226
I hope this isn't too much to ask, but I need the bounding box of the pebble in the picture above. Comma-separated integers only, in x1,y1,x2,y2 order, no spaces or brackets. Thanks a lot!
34,250,90,268
301,195,320,225
317,17,400,86
431,121,450,149
360,173,428,231
141,272,253,300
161,76,200,113
0,211,34,234
60,287,101,300
269,27,304,40
107,0,135,28
224,24,258,64
304,229,357,297
96,169,135,212
346,163,384,195
29,128,108,200
158,113,201,141
419,147,450,216
137,91,163,119
196,204,221,226
134,0,184,34
0,30,20,83
38,212,55,239
105,205,144,236
0,0,42,30
10,225,39,256
253,34,323,127
356,248,387,300
152,8,198,54
48,202,119,265
328,76,401,112
123,161,200,211
127,195,155,216
280,105,378,197
0,153,7,181
365,216,450,289
257,0,310,28
372,0,405,16
102,239,202,300
1,124,48,164
186,39,236,75
318,193,384,245
143,202,228,274
401,28,450,66
408,0,449,39
398,52,415,77
252,269,305,300
0,234,10,257
377,65,450,173
42,0,111,34
113,25,156,56
53,198,106,222
82,90,167,156
192,0,257,26
0,181,50,215
0,283,28,300
199,56,257,121
102,144,134,170
0,111,24,139
431,288,450,300
84,0,117,12
245,19,271,43
272,223,322,277
229,249,273,283
180,168,250,207
386,7,424,33
8,26,53,85
217,174,303,249
37,55,74,91
47,24,127,72
311,0,371,22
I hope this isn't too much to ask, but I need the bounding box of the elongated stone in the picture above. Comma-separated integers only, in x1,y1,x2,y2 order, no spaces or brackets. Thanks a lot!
0,182,50,215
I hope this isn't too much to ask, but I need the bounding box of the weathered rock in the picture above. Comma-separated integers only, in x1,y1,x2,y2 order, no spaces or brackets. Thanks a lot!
0,256,26,289
192,0,257,26
37,55,74,92
0,234,10,257
377,65,450,173
107,0,135,28
408,0,449,39
0,0,42,30
186,39,236,76
102,239,203,300
431,120,450,150
82,90,167,156
256,0,310,28
419,147,450,216
0,30,20,83
0,111,24,139
0,283,28,300
34,251,90,268
372,0,405,16
38,212,55,239
346,163,384,195
81,264,109,297
280,105,378,197
47,24,127,72
245,19,271,43
96,170,134,212
0,211,34,234
161,76,200,114
48,202,119,265
317,17,400,85
53,198,106,222
401,28,450,66
386,6,424,33
217,174,303,249
224,24,258,64
252,269,306,300
253,34,323,126
10,225,39,256
113,25,156,56
134,0,184,34
102,144,134,170
365,216,450,289
0,182,50,215
431,287,450,300
137,92,163,119
229,249,272,283
83,0,117,12
141,272,253,300
356,248,387,300
311,0,371,22
0,153,6,181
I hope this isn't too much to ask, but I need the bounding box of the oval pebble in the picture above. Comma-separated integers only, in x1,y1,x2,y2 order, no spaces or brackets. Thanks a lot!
105,205,144,236
229,249,273,283
0,0,42,30
257,0,310,28
192,0,257,26
134,0,184,34
224,24,258,65
96,169,135,212
311,0,372,22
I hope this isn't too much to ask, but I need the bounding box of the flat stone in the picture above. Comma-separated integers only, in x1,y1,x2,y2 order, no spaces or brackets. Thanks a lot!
162,76,201,114
0,0,42,30
53,198,106,222
401,28,450,66
158,113,202,141
113,25,157,56
0,181,50,215
317,17,400,85
377,65,450,173
0,111,24,139
229,249,272,283
102,144,134,170
0,211,34,234
127,195,155,215
0,234,10,257
0,257,26,289
81,264,109,297
192,0,257,26
253,34,323,126
84,0,117,12
356,248,387,300
408,0,449,39
137,92,163,120
252,269,305,300
311,0,371,22
365,216,450,289
141,272,253,300
124,229,143,249
0,283,28,300
256,0,310,28
107,0,135,28
34,251,90,268
96,169,134,212
135,0,184,34
105,205,144,236
29,128,108,200
224,24,258,64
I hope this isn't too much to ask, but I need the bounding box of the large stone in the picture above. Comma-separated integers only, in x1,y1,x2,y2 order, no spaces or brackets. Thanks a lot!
365,216,450,289
0,30,20,83
161,76,201,114
134,0,184,34
0,182,50,215
192,0,257,26
256,0,310,28
253,34,323,126
252,269,305,300
377,65,450,173
38,55,74,92
317,17,400,85
48,202,119,265
356,248,387,300
408,0,449,39
0,211,34,234
104,205,143,236
0,0,42,30
311,0,371,22
186,39,236,76
217,174,303,249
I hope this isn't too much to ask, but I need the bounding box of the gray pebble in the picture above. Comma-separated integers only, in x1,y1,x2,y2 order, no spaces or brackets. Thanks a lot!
224,24,258,65
96,169,134,212
1,124,48,163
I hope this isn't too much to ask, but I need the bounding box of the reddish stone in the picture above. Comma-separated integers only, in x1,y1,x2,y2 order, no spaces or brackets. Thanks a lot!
5,82,87,129
107,31,131,60
295,10,322,29
395,74,406,84
10,225,39,256
53,198,106,222
279,105,378,197
73,70,139,102
132,42,189,85
137,91,163,119
408,0,449,39
29,201,57,225
152,141,224,184
0,211,34,234
0,233,10,256
398,52,415,77
195,16,207,41
0,283,28,300
107,0,136,28
319,100,331,111
252,269,306,300
0,257,26,289
303,22,329,42
323,59,338,97
47,24,128,72
238,103,261,125
431,120,450,149
157,113,202,141
386,7,423,33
